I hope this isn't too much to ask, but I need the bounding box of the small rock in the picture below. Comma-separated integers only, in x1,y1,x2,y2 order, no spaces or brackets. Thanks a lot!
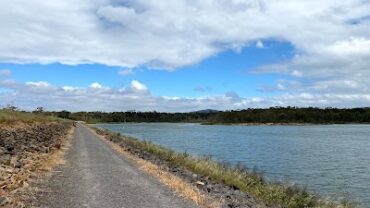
5,168,13,173
231,185,239,190
196,181,205,186
206,185,213,192
0,154,11,164
14,161,22,168
6,146,14,153
23,181,29,188
43,147,50,153
234,190,242,195
192,173,198,179
0,196,9,206
54,143,61,149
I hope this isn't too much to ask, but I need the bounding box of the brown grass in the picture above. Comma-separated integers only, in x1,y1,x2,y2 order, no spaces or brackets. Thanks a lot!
37,127,74,172
0,109,60,126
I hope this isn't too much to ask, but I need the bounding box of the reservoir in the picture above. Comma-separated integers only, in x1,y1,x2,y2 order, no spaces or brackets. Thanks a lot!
95,123,370,207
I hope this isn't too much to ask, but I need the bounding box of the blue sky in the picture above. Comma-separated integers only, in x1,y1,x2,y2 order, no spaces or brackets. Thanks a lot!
1,0,370,112
0,40,294,97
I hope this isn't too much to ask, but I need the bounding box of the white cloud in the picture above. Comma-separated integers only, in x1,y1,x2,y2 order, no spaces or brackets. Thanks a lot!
256,40,264,49
291,70,303,77
276,83,286,91
1,80,370,112
0,0,369,70
26,81,50,87
89,82,102,89
62,86,77,91
118,68,134,76
0,69,11,77
131,80,147,92
1,0,370,107
325,37,370,57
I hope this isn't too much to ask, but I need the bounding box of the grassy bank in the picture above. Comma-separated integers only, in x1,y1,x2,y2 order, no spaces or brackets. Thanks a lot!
93,127,354,208
0,109,59,124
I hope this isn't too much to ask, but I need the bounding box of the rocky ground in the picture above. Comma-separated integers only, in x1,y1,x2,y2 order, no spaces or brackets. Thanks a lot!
94,128,266,208
0,121,72,207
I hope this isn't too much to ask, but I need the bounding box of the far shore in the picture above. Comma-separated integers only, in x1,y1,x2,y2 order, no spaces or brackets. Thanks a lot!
91,121,370,126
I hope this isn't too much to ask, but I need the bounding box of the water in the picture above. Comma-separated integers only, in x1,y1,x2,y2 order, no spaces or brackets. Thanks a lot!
95,123,370,206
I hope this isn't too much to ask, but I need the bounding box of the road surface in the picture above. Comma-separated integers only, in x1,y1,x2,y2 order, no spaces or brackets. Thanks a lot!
37,124,197,208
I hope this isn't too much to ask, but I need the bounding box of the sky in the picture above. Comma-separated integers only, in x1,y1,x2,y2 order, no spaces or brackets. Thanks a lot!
1,0,370,112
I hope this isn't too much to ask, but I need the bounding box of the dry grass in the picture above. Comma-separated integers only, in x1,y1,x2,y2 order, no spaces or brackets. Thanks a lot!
0,109,59,126
92,128,220,208
36,127,74,172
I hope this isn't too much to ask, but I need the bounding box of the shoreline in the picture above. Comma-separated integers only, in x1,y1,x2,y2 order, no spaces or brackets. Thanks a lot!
201,122,370,126
91,126,355,208
88,120,370,126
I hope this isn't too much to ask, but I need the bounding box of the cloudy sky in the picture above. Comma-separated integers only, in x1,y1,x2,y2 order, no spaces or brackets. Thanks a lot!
1,0,370,112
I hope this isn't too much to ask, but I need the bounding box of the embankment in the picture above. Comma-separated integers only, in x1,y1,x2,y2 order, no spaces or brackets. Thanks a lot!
92,127,354,208
0,115,73,207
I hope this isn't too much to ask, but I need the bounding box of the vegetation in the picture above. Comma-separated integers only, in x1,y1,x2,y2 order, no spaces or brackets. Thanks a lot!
46,107,370,124
0,107,73,207
5,105,370,124
0,108,59,124
95,127,354,208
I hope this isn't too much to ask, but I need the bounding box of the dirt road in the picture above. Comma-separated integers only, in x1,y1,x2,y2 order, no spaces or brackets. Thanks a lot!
37,124,196,208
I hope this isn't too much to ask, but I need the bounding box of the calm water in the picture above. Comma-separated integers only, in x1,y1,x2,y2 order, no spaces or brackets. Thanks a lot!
95,123,370,206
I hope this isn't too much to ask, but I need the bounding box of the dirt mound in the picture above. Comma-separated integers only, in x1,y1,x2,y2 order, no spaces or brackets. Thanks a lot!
0,122,72,206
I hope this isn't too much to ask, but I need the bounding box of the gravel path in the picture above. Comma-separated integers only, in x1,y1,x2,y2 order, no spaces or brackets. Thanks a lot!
37,124,197,208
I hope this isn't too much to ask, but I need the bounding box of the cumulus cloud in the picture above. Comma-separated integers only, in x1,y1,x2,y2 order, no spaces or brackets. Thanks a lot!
1,0,370,109
1,0,369,69
90,82,103,89
1,80,370,112
130,80,148,92
62,86,77,91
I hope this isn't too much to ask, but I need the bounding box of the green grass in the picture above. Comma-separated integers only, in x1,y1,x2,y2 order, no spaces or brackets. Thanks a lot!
0,109,59,124
94,127,355,208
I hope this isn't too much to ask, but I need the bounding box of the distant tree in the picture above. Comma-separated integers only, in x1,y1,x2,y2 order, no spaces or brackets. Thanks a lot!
64,107,370,124
33,107,44,114
57,110,71,119
5,104,18,111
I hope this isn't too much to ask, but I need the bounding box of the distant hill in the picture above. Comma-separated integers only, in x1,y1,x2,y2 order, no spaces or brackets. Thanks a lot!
192,109,221,114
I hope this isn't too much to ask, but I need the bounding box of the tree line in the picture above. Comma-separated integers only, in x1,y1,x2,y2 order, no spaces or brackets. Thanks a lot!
41,107,370,124
3,105,370,124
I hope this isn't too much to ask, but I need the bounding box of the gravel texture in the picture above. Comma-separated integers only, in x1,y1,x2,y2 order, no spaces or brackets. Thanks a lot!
36,124,197,208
